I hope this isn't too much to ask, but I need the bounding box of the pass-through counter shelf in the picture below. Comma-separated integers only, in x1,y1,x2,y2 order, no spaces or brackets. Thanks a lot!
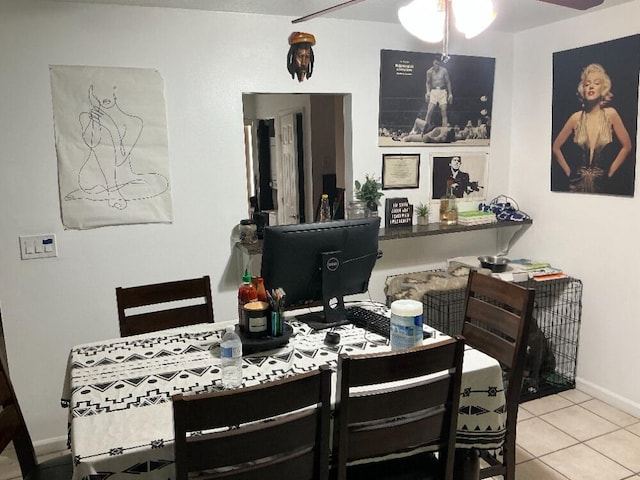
378,218,532,241
235,218,533,281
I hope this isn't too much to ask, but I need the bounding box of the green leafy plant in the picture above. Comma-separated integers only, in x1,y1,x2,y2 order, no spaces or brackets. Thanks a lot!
354,174,384,205
416,202,430,217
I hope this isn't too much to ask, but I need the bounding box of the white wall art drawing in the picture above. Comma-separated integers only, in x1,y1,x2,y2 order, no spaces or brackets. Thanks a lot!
50,65,173,229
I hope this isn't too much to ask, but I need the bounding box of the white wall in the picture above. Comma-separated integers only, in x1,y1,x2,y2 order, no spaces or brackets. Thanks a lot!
0,0,568,447
509,1,640,416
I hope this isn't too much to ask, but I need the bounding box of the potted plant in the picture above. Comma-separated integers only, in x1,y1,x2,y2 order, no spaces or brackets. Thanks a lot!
416,202,430,226
354,174,384,215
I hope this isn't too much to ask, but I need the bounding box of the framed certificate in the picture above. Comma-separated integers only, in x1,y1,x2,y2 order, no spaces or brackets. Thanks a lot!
382,154,420,189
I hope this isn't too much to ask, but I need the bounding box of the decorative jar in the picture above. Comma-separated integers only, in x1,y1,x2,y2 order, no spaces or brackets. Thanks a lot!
346,200,370,219
239,219,257,244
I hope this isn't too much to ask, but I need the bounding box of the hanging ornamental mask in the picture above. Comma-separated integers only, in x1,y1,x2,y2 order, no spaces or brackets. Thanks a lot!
287,32,316,82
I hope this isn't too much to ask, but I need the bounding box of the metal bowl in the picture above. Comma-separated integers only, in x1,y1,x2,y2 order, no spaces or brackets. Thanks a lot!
477,255,510,273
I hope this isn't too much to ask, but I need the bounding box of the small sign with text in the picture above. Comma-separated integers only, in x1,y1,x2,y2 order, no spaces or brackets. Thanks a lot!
385,197,413,228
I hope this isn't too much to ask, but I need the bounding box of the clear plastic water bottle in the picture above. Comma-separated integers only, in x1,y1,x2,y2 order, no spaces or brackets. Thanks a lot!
220,326,243,389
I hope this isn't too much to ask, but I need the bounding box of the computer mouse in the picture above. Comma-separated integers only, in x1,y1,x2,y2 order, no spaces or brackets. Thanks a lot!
324,331,340,346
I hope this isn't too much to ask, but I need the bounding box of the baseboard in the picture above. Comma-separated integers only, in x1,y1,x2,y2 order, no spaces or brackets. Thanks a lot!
576,377,640,418
32,435,69,456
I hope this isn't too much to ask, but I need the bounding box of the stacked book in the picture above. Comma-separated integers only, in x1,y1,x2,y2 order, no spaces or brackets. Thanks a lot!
457,210,497,226
509,259,568,281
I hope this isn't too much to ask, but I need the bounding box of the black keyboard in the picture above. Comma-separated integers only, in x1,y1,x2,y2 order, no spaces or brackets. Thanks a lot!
345,306,432,340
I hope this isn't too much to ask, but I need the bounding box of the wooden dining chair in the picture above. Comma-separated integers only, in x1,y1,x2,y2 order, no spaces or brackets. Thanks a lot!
461,271,535,480
116,275,214,337
0,358,72,480
172,365,332,480
333,336,465,480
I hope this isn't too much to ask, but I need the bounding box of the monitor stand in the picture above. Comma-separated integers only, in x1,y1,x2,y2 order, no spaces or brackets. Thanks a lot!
295,309,349,331
295,250,350,331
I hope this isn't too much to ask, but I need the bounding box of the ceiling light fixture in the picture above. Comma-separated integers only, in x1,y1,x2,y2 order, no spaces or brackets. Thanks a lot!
398,0,496,57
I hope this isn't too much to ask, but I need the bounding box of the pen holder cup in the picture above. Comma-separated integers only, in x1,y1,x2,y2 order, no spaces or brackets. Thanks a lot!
270,310,284,337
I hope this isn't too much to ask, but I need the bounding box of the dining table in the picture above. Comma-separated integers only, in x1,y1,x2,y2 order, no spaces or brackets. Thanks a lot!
61,302,507,480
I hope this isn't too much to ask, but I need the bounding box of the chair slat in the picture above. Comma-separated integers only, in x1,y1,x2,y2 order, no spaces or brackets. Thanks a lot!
463,322,516,368
186,412,316,471
119,304,213,337
117,277,211,308
346,340,459,386
190,450,316,480
175,368,325,431
466,296,522,340
466,272,530,311
347,376,450,423
347,410,446,460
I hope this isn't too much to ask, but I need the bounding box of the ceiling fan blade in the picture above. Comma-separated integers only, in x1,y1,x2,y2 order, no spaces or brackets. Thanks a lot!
538,0,604,10
292,0,368,24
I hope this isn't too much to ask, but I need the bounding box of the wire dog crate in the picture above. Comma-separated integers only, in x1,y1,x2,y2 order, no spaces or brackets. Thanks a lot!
423,276,583,402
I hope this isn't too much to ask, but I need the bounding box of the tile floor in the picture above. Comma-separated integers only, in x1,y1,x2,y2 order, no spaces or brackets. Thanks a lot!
506,389,640,479
2,389,639,479
0,447,69,480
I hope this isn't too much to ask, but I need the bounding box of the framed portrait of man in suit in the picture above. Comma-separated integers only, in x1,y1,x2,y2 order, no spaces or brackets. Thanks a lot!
431,153,488,201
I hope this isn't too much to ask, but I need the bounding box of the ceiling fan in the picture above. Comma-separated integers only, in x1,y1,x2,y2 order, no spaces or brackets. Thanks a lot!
291,0,605,24
538,0,604,9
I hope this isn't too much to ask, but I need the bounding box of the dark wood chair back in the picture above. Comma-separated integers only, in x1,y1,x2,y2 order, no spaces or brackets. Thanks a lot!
462,271,535,480
0,358,72,479
334,337,465,480
116,275,214,337
172,365,332,480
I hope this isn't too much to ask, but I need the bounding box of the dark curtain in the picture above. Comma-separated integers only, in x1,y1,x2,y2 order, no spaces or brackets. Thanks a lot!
296,113,306,223
257,120,274,211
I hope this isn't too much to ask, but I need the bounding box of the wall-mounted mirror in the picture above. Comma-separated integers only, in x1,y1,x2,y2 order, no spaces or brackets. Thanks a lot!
242,93,351,227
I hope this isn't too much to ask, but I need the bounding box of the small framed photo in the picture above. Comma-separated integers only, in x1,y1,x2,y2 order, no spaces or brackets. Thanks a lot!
430,152,488,201
382,154,420,189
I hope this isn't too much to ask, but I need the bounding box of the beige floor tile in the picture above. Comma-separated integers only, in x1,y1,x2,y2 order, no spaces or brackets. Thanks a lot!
628,422,640,437
0,445,70,480
541,404,618,441
0,447,21,480
558,388,592,404
516,444,535,464
586,429,640,472
518,405,534,421
515,459,570,479
540,444,633,480
581,398,639,427
521,394,573,416
516,417,578,457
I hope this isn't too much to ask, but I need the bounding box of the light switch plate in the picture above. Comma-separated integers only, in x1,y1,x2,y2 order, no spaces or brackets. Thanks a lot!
19,234,57,260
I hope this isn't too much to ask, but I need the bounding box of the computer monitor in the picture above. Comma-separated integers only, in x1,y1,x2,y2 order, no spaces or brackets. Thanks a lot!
260,217,381,329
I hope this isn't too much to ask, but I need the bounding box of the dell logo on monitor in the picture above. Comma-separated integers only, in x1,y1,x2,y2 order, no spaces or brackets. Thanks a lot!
326,257,340,271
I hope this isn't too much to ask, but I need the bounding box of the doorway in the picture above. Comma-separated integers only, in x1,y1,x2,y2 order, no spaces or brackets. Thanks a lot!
242,93,349,225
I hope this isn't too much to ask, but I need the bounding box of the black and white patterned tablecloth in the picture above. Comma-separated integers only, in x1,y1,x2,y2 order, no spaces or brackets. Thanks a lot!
62,308,506,480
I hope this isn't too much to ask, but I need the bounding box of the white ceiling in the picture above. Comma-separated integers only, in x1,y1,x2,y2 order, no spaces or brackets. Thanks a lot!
46,0,633,33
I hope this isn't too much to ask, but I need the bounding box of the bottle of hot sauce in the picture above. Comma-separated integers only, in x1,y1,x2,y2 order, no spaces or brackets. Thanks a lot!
255,277,268,303
238,269,257,331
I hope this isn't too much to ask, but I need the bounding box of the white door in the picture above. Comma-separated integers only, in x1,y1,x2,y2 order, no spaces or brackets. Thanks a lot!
277,112,300,225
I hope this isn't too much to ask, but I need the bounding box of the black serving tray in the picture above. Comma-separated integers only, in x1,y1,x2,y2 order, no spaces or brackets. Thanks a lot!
237,323,293,354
